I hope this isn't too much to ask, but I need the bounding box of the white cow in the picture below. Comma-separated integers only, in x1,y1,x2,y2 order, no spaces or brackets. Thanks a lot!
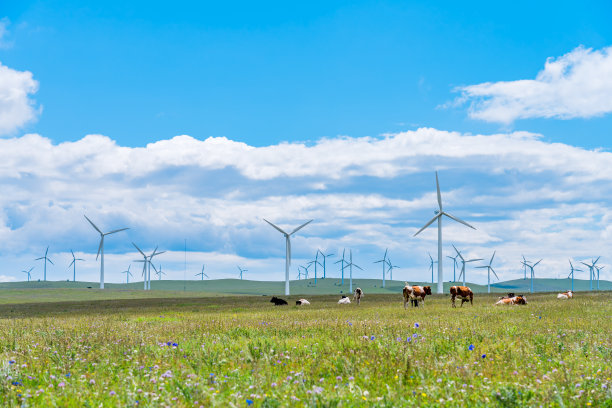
296,299,310,305
557,291,573,299
338,296,351,304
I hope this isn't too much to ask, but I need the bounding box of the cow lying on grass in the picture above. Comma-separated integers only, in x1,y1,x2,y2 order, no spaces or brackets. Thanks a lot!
338,296,351,304
450,286,473,308
353,288,363,305
494,295,527,305
557,291,573,299
498,293,515,300
270,296,288,306
403,284,432,309
295,299,310,305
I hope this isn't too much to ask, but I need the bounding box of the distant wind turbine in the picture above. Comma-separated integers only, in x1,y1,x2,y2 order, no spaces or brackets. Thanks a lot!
195,265,209,280
122,265,133,283
414,172,476,294
346,250,363,293
22,267,33,282
35,246,54,281
374,249,388,288
475,251,499,293
580,257,600,290
427,252,438,284
132,243,164,290
335,249,349,285
522,257,542,293
316,250,333,279
237,265,247,280
447,253,460,282
386,258,399,281
452,245,482,286
594,264,604,290
568,260,582,292
68,250,85,282
84,215,129,289
264,219,313,296
155,265,166,281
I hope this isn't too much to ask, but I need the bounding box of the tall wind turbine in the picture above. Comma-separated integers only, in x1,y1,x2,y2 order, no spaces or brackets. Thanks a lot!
386,258,399,281
122,265,133,283
427,252,438,283
522,257,542,293
133,243,164,290
335,249,349,285
195,265,209,280
414,172,476,294
580,257,600,290
237,266,247,280
346,250,363,293
22,267,33,282
568,260,582,292
68,250,85,282
452,245,482,286
84,215,129,289
35,247,54,281
155,265,166,281
522,255,528,280
447,253,460,281
475,251,499,293
264,219,313,296
307,251,322,284
374,249,388,288
316,250,334,279
594,265,604,290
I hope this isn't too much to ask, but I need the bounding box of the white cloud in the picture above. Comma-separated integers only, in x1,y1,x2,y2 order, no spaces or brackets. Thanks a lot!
0,62,40,135
0,18,11,49
455,46,612,123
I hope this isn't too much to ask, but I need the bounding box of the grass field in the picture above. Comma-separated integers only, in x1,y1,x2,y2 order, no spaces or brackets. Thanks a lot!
1,290,611,407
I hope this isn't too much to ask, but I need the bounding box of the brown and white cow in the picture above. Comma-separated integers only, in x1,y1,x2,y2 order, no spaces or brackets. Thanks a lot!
353,288,363,305
494,295,527,305
557,291,573,299
450,286,473,307
402,284,432,309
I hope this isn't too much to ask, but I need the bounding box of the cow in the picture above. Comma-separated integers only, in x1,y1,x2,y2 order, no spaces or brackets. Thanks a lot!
295,299,311,305
498,293,515,300
338,296,351,304
270,296,288,306
403,284,432,309
353,288,363,305
494,295,527,305
450,286,473,308
557,291,573,300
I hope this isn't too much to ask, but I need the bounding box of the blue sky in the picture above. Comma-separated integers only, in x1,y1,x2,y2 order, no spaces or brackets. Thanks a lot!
1,1,612,284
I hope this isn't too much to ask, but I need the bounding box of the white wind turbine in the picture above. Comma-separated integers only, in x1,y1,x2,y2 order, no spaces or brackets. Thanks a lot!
475,251,499,293
264,218,313,296
132,243,164,290
346,249,363,293
568,260,581,292
155,265,166,281
452,244,482,286
195,265,209,280
68,249,85,282
316,250,334,279
386,258,399,281
122,265,133,284
237,265,247,280
35,246,54,281
427,252,437,283
522,257,542,293
374,249,388,288
84,215,129,289
414,172,476,294
22,267,34,282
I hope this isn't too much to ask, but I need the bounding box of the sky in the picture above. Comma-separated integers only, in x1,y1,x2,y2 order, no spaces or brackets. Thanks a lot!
1,1,612,285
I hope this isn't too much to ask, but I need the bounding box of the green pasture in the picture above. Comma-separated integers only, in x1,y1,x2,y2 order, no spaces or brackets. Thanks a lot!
0,291,611,407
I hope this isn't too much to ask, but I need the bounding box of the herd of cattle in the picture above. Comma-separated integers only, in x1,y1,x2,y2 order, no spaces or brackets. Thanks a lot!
269,285,575,307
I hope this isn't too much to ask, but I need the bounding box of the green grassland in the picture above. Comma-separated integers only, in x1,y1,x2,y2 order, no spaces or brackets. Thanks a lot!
1,290,611,407
0,277,609,305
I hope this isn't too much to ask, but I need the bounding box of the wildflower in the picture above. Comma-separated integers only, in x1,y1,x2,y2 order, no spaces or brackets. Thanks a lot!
422,393,427,397
89,379,95,385
370,335,375,340
271,382,277,387
414,323,420,328
109,391,116,396
349,376,354,381
413,333,418,338
336,376,342,381
481,354,486,359
313,386,323,394
58,382,65,387
8,360,15,364
246,398,254,405
468,344,475,351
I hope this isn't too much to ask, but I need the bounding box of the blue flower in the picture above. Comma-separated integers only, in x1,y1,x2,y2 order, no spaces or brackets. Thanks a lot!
246,399,254,406
481,354,486,359
412,333,418,338
370,335,375,340
414,323,420,328
65,373,71,378
172,342,178,347
468,344,475,351
8,360,15,364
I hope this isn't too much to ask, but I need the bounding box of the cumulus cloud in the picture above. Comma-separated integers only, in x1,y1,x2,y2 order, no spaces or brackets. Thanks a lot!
1,128,611,284
0,62,40,135
455,46,612,123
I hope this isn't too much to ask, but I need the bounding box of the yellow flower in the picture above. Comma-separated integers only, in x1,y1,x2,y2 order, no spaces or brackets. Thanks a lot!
422,393,427,397
362,396,367,400
394,375,398,379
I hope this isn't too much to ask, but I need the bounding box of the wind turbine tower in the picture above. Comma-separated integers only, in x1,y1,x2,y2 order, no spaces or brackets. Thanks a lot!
122,265,133,283
346,250,363,293
35,247,54,281
386,258,399,281
237,266,247,280
195,265,209,280
316,250,333,279
264,219,313,296
447,253,460,281
452,245,482,286
427,252,438,283
475,251,499,293
580,257,600,290
22,267,33,282
335,249,349,285
68,250,85,282
568,260,581,292
522,257,542,293
414,172,476,294
374,249,388,288
133,243,164,290
84,215,129,289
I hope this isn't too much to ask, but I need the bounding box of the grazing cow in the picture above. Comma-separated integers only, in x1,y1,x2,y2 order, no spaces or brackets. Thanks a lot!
450,286,473,308
353,288,363,305
338,296,351,304
296,299,311,305
270,296,288,306
402,284,432,308
494,295,527,305
557,291,573,300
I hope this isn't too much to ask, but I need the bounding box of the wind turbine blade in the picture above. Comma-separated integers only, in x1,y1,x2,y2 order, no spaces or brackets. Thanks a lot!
84,215,102,234
45,246,49,256
69,260,75,267
290,219,313,235
106,227,129,235
354,264,363,271
151,250,166,258
263,219,288,235
594,256,601,264
150,263,158,273
47,259,54,265
132,242,146,257
383,248,388,260
491,268,499,280
96,238,103,260
466,258,483,263
452,244,464,261
71,249,75,258
474,265,488,269
435,171,442,211
490,251,496,265
534,259,542,267
413,214,440,237
35,257,44,260
442,211,476,230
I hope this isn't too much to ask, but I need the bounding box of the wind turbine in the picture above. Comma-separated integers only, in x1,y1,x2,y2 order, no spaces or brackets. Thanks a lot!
22,267,33,282
413,172,476,294
374,249,388,288
594,265,604,290
84,215,129,289
580,257,600,290
452,245,482,286
386,258,399,281
264,219,313,296
447,253,460,282
475,251,499,293
335,249,349,285
316,250,334,279
427,252,438,283
132,243,164,290
298,265,310,280
568,260,582,292
237,266,247,280
307,251,322,284
155,265,166,281
68,250,85,282
521,257,542,293
522,255,528,280
35,247,54,281
346,250,363,293
195,265,209,280
122,265,133,284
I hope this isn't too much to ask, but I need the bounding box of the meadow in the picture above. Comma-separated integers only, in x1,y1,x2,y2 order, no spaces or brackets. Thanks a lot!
1,291,611,407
